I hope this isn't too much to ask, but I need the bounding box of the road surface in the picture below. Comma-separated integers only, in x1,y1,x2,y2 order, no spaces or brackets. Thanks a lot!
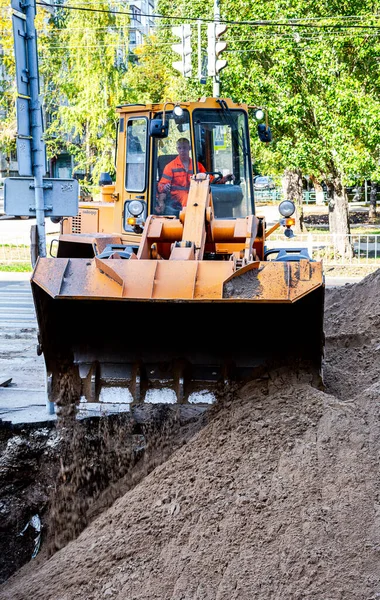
0,275,51,424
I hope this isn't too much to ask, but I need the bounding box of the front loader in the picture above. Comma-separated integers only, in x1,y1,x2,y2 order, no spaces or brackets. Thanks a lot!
31,97,324,410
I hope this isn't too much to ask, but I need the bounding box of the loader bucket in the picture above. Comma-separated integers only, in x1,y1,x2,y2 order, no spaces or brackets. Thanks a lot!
31,256,324,408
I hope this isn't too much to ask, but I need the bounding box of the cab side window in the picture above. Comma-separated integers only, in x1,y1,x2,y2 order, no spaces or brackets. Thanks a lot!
125,118,147,192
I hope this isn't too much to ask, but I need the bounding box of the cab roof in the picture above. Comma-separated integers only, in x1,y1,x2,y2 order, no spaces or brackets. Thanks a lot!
116,97,248,114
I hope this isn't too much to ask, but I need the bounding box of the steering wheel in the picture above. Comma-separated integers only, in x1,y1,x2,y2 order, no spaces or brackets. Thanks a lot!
205,171,223,183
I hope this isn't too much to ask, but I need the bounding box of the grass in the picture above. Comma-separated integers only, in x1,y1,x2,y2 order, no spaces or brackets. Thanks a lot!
0,243,29,248
0,263,32,272
324,265,379,278
348,227,380,235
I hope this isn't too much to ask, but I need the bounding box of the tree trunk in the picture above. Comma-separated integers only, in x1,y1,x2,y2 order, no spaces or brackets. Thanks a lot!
282,169,306,233
369,183,377,221
85,119,91,177
327,175,353,257
310,175,325,205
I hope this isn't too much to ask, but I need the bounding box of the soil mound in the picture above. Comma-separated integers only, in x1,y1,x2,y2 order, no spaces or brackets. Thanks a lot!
2,376,380,600
1,269,380,599
324,268,380,399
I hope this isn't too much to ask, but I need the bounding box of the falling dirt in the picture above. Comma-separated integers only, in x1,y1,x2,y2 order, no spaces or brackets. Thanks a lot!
0,400,207,583
1,270,380,599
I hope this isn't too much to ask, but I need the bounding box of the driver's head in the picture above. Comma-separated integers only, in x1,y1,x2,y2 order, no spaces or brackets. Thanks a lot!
176,137,190,160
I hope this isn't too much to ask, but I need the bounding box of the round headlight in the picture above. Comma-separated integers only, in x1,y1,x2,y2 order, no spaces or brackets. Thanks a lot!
128,200,144,216
279,200,295,217
255,109,265,121
173,105,184,117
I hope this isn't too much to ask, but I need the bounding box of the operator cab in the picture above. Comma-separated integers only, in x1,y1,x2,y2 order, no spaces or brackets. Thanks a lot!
151,103,255,219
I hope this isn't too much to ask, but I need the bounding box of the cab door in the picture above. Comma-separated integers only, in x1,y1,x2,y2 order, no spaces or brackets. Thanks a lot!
117,112,150,244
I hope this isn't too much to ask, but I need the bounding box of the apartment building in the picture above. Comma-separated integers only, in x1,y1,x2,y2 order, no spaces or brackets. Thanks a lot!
129,0,156,53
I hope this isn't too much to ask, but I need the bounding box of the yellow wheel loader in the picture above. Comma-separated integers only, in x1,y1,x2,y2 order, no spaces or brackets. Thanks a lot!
31,97,324,409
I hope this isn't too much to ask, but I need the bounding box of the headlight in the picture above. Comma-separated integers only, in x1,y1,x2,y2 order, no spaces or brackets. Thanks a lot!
255,109,265,121
173,105,184,117
279,200,295,217
128,200,144,216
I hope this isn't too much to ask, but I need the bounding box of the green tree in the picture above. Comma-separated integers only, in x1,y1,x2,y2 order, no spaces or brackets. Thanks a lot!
124,35,179,103
0,0,16,163
156,0,380,253
39,2,131,181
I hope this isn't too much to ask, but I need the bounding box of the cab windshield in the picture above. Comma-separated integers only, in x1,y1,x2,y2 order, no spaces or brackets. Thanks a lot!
153,109,194,217
193,108,254,218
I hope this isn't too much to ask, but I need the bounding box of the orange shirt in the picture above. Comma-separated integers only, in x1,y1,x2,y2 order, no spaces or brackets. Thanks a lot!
157,156,206,207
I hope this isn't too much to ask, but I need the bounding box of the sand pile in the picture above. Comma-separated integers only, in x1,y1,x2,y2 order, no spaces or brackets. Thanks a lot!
1,270,380,600
324,268,380,399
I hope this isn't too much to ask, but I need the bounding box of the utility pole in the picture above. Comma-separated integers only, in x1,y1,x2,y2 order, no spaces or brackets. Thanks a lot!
24,0,46,257
11,0,46,256
213,0,221,97
8,0,78,252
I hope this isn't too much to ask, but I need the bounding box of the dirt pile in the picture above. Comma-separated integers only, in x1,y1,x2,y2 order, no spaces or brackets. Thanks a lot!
324,268,380,399
48,404,206,556
1,269,380,599
2,378,380,600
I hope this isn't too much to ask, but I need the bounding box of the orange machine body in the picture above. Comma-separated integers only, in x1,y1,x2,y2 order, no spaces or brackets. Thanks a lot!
32,168,324,406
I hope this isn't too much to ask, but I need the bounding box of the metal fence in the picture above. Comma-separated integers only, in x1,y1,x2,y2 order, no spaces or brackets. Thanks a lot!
254,190,328,204
0,233,59,265
267,233,380,266
0,236,31,264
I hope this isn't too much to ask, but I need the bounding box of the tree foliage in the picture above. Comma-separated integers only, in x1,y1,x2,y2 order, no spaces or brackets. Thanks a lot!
155,0,380,240
39,2,131,180
0,0,47,156
1,0,380,222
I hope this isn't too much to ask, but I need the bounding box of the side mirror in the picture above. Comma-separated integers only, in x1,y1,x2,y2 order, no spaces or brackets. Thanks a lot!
257,123,272,143
99,172,113,186
149,119,169,138
284,227,295,239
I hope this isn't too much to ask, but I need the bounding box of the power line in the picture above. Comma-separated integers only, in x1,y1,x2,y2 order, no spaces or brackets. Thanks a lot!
55,0,380,22
43,0,380,26
2,30,379,48
4,2,380,30
3,19,379,35
3,29,375,50
1,3,380,27
34,2,380,29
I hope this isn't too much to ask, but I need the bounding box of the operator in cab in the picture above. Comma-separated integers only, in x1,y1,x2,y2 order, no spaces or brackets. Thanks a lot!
157,137,234,214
